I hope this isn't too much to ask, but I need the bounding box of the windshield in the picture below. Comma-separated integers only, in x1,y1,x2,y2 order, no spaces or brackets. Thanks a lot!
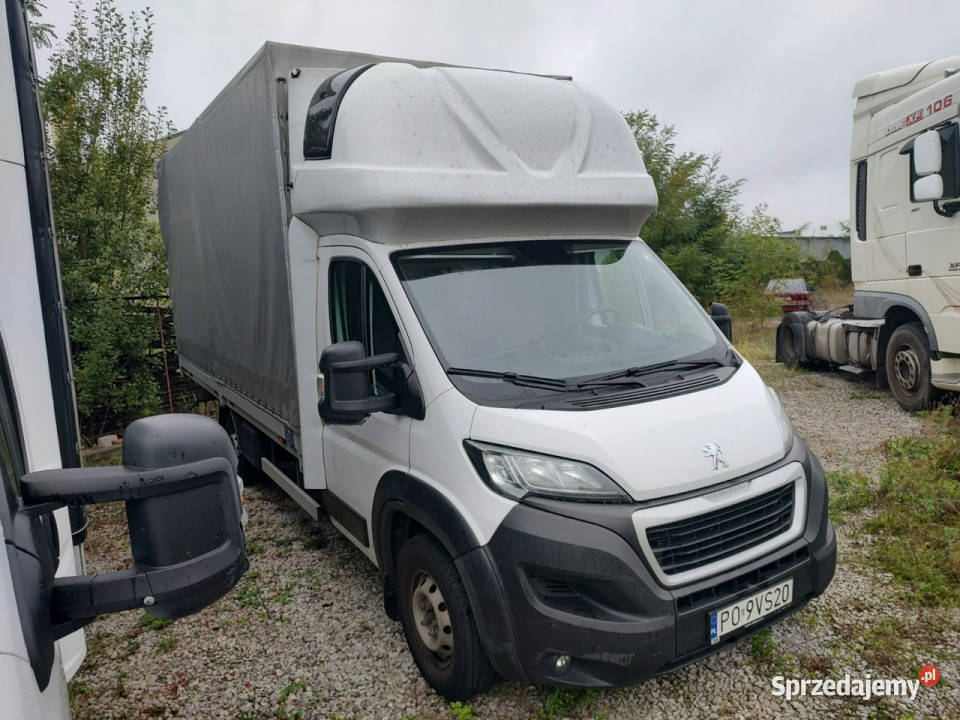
393,240,726,383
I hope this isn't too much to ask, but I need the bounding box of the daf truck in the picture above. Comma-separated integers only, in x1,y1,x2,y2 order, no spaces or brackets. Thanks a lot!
777,55,960,411
1,1,247,716
158,43,836,700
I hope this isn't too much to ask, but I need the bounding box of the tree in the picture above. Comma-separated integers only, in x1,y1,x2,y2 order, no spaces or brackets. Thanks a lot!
623,111,745,301
624,111,743,254
42,0,171,437
24,0,56,48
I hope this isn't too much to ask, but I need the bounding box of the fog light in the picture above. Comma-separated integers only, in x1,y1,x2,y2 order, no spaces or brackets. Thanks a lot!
554,654,572,675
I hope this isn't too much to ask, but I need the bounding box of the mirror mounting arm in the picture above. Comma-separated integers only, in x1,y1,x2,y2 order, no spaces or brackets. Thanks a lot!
934,199,960,218
21,456,231,508
326,351,399,373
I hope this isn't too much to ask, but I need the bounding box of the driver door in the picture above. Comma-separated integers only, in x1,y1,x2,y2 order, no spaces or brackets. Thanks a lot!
317,247,412,559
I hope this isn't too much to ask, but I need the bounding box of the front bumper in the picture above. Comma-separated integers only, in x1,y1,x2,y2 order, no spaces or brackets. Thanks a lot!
456,438,836,687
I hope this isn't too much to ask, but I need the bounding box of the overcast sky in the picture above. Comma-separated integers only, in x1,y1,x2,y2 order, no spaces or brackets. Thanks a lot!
34,0,960,233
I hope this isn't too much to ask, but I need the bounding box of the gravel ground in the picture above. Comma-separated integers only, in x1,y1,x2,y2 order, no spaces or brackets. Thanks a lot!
68,361,959,720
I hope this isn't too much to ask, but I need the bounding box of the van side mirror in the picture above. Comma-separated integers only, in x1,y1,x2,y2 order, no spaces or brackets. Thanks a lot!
914,173,944,202
914,130,942,176
903,127,960,210
913,130,944,201
711,302,733,341
9,414,247,690
318,341,401,424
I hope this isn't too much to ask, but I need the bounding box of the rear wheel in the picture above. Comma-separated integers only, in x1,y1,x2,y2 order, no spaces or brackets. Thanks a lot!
885,322,937,411
779,322,800,368
395,533,496,700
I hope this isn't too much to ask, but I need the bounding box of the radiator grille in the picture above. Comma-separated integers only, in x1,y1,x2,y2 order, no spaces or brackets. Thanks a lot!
646,483,795,575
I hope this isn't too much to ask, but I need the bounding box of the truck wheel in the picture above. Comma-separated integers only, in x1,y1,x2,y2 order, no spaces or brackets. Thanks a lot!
779,322,800,368
885,323,936,411
395,533,496,700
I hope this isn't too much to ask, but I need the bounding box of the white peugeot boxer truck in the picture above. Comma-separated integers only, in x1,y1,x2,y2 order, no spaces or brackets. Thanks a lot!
1,2,247,716
158,43,837,699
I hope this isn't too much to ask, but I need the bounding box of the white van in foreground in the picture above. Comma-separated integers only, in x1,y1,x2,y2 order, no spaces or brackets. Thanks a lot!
159,43,836,699
1,2,247,716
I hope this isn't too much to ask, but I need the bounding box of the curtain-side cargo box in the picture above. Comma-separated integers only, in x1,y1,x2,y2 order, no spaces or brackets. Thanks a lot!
157,44,435,428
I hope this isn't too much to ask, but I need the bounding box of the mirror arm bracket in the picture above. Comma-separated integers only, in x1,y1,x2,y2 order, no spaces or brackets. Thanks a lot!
48,538,245,638
934,199,960,217
20,457,232,507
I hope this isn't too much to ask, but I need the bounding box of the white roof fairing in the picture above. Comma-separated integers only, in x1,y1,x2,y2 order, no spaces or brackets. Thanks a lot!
290,63,657,244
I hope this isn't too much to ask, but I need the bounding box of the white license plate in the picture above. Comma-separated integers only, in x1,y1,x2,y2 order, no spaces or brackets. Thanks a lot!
709,578,793,644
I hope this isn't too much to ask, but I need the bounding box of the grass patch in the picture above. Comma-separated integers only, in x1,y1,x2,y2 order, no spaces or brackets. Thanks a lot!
137,612,173,631
279,680,308,701
154,633,178,655
732,319,777,366
827,470,872,521
540,688,599,718
448,701,476,720
70,679,93,698
863,422,960,606
750,627,777,661
856,616,913,672
234,570,264,608
848,388,885,400
747,627,796,674
273,582,295,606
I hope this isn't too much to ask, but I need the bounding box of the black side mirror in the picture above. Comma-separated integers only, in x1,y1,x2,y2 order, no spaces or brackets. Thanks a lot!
711,302,733,341
318,341,402,424
9,414,247,690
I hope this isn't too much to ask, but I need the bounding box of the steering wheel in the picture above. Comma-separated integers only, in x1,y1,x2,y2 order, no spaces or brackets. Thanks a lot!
578,304,621,326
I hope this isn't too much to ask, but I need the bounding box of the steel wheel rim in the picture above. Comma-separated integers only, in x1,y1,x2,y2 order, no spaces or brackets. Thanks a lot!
410,570,454,662
893,344,921,395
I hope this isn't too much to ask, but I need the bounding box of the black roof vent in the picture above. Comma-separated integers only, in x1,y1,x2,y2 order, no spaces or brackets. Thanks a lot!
303,64,375,160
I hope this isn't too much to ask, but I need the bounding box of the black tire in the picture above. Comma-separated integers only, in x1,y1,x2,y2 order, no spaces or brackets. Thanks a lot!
395,533,497,700
885,322,937,411
779,322,800,368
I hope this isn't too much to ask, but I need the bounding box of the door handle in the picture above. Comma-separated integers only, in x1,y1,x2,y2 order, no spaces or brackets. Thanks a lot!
908,264,922,277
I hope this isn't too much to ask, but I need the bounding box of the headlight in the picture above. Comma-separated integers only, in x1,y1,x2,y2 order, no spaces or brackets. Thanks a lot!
464,440,630,502
766,386,795,454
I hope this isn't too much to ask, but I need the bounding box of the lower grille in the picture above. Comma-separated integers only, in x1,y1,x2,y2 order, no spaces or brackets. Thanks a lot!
647,483,795,575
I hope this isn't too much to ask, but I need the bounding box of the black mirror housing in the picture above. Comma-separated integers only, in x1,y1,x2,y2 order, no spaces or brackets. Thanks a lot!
318,341,401,423
711,302,733,341
12,414,248,690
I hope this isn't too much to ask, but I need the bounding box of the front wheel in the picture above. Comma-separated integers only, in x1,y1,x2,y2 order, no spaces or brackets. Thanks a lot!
885,322,937,411
395,533,496,700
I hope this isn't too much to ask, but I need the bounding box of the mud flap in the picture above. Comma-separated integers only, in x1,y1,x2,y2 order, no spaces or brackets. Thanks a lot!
776,311,817,367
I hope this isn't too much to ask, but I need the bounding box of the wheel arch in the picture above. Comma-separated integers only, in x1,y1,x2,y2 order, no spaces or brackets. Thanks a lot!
854,290,938,356
372,471,481,582
372,471,526,682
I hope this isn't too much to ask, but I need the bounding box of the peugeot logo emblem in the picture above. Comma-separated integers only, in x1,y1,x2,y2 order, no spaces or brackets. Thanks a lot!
702,441,728,471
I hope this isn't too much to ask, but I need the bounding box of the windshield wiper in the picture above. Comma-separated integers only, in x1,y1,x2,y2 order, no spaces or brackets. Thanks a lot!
446,367,570,391
575,358,726,389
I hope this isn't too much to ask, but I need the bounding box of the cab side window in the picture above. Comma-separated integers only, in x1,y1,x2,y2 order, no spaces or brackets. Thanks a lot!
329,260,404,395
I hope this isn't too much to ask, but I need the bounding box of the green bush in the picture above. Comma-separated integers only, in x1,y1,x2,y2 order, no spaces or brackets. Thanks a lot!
864,417,960,606
43,1,172,438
